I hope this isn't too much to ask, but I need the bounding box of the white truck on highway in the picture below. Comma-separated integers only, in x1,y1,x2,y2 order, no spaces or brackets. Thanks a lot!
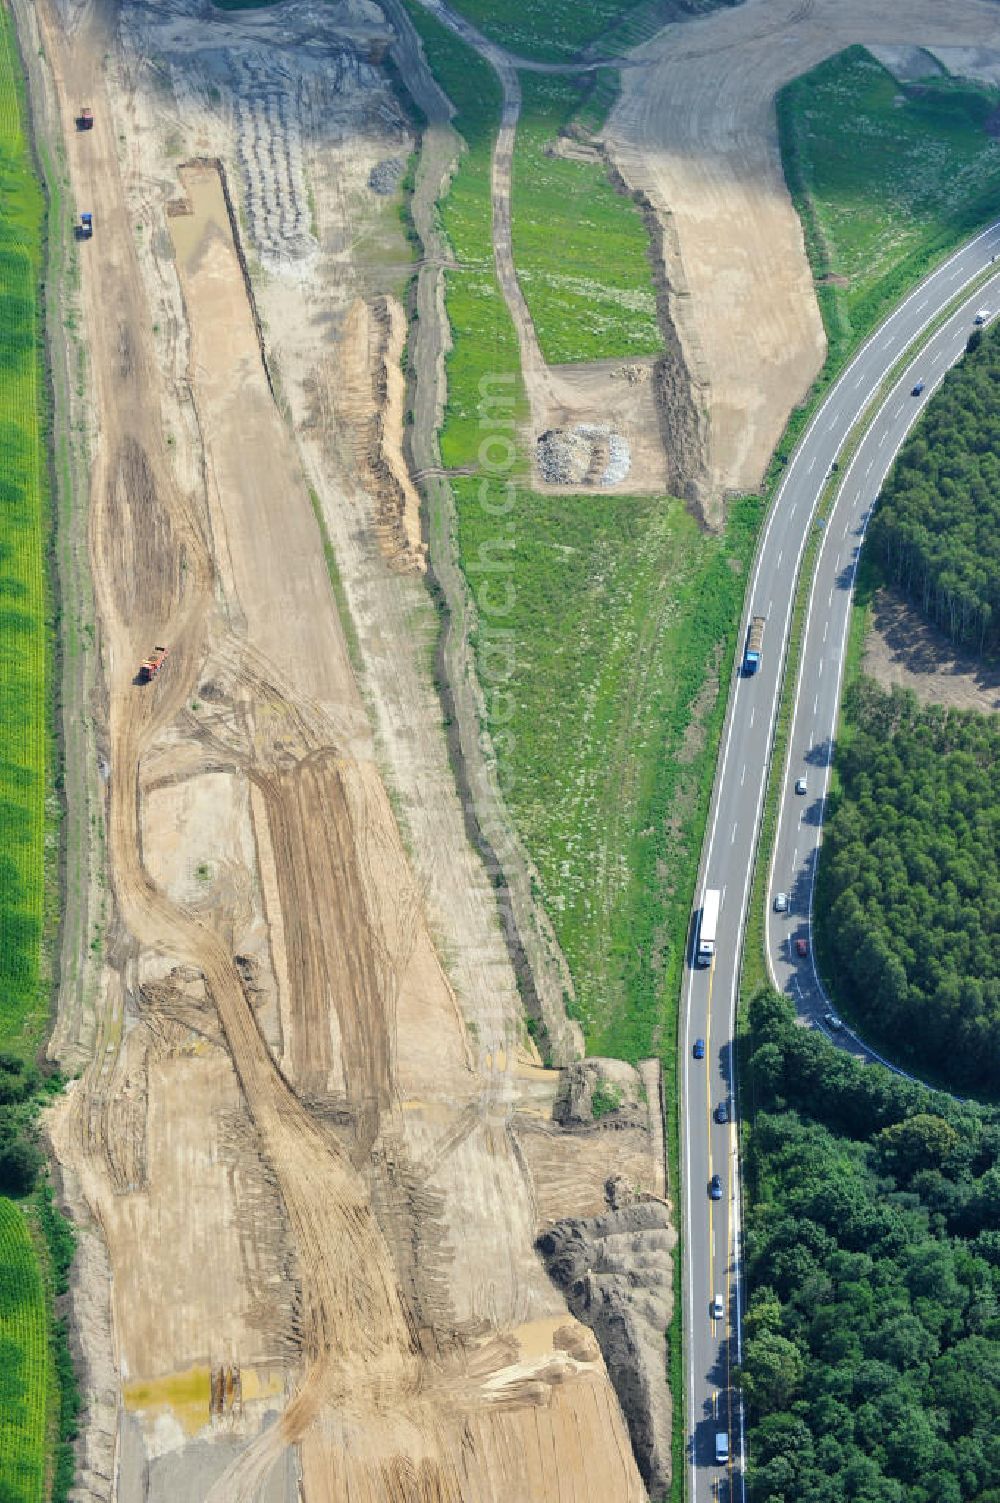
696,888,721,966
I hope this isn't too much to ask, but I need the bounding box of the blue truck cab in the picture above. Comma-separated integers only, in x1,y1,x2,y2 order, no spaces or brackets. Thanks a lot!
743,615,765,674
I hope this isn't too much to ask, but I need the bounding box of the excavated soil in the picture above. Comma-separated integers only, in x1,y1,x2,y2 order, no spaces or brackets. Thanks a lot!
30,0,671,1498
607,0,1000,518
862,587,1000,714
337,294,427,571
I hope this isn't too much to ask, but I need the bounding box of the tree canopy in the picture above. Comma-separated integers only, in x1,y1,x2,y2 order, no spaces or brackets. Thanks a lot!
815,679,999,1095
743,990,1000,1503
871,322,1000,653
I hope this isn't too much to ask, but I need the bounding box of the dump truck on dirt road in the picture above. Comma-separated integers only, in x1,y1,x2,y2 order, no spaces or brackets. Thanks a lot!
743,615,765,675
138,646,168,683
77,107,94,130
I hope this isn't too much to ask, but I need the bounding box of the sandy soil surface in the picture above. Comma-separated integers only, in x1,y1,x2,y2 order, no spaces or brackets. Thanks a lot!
28,0,670,1498
607,0,1000,516
863,587,1000,714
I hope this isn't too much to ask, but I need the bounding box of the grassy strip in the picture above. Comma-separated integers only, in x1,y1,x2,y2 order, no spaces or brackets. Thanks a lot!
308,488,364,677
586,0,692,59
0,1198,48,1503
740,519,822,1001
401,0,500,273
0,13,83,1503
0,6,51,1059
406,4,756,1054
438,0,650,62
571,67,621,136
778,47,1000,365
511,73,661,364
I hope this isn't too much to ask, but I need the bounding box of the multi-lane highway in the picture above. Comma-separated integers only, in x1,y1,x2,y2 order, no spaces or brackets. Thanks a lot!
681,219,1000,1503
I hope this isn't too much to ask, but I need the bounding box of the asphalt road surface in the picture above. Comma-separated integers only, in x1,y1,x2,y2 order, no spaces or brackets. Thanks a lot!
681,220,1000,1503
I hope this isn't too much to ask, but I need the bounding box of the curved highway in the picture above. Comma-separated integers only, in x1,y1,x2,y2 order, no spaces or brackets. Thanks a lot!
682,219,1000,1503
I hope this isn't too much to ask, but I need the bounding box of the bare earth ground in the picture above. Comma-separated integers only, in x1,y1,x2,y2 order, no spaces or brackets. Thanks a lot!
607,0,1000,516
27,0,674,1498
863,587,1000,713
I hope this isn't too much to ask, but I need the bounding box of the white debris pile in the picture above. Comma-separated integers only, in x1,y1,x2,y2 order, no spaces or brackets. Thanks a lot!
536,424,631,487
602,431,631,485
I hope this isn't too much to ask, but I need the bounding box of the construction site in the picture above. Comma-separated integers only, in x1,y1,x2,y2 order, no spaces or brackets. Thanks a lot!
15,0,674,1498
16,0,1000,1497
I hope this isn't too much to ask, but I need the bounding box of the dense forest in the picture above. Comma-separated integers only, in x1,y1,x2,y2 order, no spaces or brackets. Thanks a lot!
870,323,1000,653
815,680,999,1094
743,989,1000,1503
0,1054,45,1197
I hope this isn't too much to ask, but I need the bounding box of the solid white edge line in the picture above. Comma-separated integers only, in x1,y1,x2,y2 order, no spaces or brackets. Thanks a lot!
684,225,1000,1503
771,293,981,1065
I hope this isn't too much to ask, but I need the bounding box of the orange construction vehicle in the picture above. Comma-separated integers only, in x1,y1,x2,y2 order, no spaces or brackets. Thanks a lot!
138,646,168,683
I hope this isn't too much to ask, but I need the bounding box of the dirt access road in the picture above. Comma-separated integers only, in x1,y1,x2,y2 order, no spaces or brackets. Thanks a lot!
607,0,1000,515
29,0,667,1498
411,0,672,494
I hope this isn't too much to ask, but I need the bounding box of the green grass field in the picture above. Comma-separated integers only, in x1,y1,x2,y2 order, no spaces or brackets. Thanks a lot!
0,1199,48,1503
0,9,49,1059
406,7,660,365
455,474,759,1050
437,0,650,62
512,74,661,364
401,0,499,269
0,15,77,1499
403,5,756,1056
779,47,1000,358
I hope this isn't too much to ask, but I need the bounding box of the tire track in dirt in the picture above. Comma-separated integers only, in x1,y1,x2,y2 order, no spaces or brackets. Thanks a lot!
39,5,659,1498
38,4,443,1494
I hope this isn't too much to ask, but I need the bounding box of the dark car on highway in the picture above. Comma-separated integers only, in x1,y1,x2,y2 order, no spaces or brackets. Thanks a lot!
709,1174,723,1200
911,380,925,396
715,1101,729,1124
795,937,809,958
694,1038,705,1059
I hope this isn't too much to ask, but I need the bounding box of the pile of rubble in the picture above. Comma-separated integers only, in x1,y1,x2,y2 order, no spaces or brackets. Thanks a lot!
612,364,649,385
536,1194,673,1495
369,157,406,195
536,424,631,487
